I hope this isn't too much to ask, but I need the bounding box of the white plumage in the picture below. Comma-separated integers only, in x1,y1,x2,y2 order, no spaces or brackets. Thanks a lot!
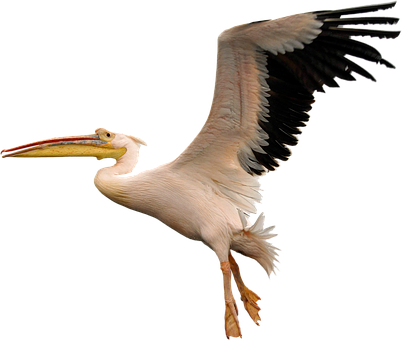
1,2,400,339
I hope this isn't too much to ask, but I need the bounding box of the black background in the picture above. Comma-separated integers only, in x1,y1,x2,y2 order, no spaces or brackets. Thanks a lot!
0,1,400,339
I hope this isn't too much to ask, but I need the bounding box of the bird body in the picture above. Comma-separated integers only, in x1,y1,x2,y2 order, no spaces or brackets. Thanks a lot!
2,2,400,338
94,144,272,268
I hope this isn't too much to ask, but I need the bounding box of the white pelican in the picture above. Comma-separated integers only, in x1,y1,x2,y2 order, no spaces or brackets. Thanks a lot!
2,2,400,338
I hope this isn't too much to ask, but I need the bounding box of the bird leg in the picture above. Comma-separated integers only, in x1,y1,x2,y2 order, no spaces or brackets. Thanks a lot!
229,253,261,325
220,261,242,338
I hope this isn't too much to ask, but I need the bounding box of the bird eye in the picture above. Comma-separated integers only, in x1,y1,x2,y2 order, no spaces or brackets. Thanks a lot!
107,133,111,137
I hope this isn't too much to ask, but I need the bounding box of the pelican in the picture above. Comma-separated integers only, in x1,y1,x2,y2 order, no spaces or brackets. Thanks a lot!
2,2,400,338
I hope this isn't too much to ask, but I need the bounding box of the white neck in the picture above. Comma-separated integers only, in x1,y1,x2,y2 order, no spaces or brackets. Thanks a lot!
93,147,196,239
110,142,140,176
92,144,155,213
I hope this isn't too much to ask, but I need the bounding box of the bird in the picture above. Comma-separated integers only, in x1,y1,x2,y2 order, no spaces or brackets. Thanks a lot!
2,2,400,338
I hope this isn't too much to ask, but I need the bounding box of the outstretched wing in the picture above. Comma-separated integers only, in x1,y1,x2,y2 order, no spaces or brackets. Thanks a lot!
171,2,399,213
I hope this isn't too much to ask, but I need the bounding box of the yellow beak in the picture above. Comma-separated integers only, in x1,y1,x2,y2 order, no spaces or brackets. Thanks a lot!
1,132,126,160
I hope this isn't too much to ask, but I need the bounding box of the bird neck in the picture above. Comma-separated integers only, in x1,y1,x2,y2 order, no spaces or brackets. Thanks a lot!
112,144,140,175
94,144,140,204
92,160,161,218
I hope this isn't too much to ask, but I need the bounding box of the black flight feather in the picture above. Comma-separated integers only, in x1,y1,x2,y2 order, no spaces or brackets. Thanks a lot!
248,2,399,175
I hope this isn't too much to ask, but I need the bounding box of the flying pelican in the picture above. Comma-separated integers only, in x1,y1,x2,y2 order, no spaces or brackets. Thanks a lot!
2,2,400,338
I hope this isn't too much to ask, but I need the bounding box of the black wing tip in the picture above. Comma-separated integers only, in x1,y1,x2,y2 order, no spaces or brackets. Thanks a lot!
323,17,400,26
313,1,398,20
380,58,396,68
314,3,399,76
325,27,400,39
248,2,398,175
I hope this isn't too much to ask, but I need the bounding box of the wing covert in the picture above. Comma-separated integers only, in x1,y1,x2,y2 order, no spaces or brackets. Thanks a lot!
171,2,399,212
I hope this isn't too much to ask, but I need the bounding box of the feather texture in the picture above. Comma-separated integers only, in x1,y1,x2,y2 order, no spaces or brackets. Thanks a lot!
172,2,399,212
232,212,278,275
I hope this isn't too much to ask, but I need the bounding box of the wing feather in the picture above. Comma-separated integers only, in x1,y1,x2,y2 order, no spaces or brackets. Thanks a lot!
171,2,399,213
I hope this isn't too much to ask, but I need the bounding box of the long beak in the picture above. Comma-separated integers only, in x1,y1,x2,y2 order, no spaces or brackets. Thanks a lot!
1,133,126,160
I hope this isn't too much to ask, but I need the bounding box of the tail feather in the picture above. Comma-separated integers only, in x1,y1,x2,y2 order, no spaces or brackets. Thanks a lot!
231,212,279,276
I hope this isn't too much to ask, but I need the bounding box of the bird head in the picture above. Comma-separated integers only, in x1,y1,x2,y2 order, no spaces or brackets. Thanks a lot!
1,128,146,160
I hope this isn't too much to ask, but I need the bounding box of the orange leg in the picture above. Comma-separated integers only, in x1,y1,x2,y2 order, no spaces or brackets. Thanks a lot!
220,261,242,338
229,253,261,325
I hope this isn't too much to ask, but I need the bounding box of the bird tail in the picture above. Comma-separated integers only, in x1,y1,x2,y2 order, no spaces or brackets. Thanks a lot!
231,212,278,276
